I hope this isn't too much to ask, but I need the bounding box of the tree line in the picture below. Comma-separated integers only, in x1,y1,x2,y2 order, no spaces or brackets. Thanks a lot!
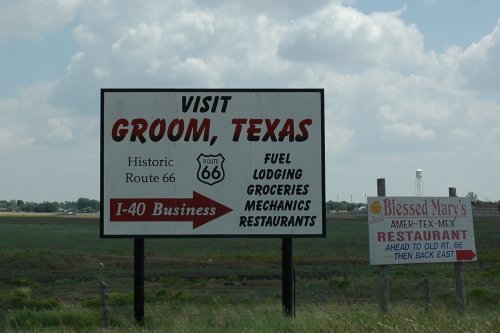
3,198,363,214
328,194,500,213
1,193,496,214
326,200,366,213
0,198,100,214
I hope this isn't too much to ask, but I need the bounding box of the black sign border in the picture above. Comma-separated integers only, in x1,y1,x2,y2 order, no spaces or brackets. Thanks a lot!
100,88,326,238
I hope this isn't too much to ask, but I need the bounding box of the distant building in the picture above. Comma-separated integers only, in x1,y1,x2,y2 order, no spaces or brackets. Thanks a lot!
414,169,424,196
472,203,499,215
357,206,367,213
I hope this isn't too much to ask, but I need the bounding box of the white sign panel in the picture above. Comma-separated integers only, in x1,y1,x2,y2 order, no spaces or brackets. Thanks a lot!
368,196,477,265
101,89,325,237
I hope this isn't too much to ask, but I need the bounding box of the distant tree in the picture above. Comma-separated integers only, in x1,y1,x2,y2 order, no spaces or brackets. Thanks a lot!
326,200,365,212
33,201,59,213
466,192,480,206
19,202,34,212
60,201,76,211
326,200,335,211
76,198,100,212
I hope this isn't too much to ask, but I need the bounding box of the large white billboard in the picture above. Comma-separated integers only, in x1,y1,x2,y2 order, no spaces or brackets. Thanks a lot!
101,89,325,237
368,196,477,265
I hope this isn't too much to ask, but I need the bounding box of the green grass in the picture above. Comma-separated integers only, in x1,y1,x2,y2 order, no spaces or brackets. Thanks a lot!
0,214,499,331
2,303,500,332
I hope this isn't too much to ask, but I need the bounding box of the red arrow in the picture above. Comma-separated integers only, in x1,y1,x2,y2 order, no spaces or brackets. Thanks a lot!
110,191,232,229
456,250,477,261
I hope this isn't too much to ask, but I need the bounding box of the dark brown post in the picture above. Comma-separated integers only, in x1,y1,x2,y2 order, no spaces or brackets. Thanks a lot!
100,281,110,328
134,238,145,325
423,278,430,313
450,187,466,314
282,237,294,316
377,178,389,314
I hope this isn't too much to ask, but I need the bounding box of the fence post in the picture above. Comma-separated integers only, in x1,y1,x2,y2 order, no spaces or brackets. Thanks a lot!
100,280,110,328
450,187,467,314
377,178,389,314
423,278,430,313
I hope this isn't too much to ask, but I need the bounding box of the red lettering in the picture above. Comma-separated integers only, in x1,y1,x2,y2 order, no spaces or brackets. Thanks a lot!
442,230,450,240
112,118,129,142
149,119,166,142
262,119,280,141
110,118,210,143
187,118,211,141
460,230,467,239
278,118,295,142
296,119,311,142
167,119,184,141
232,118,247,141
384,199,392,216
247,119,263,141
231,118,312,142
130,118,148,143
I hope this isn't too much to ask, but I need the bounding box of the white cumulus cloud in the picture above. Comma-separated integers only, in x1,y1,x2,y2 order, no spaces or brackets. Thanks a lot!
0,0,82,43
278,3,425,68
1,0,500,201
383,122,435,141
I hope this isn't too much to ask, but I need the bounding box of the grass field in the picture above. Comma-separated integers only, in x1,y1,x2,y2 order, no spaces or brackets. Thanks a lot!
0,214,499,332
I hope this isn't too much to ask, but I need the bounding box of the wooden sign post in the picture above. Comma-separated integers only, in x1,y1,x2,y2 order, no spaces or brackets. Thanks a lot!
377,178,389,314
450,187,467,314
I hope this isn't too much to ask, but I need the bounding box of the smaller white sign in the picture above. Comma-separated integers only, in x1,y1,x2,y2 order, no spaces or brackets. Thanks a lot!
368,196,477,265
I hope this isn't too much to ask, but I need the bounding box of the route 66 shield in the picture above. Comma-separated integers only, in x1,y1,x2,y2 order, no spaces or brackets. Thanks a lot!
197,153,225,185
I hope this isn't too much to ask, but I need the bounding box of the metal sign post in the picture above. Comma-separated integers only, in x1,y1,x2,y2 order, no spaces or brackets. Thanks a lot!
282,237,294,316
134,238,145,325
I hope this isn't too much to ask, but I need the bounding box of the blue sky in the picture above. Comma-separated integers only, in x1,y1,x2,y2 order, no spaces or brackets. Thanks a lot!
0,28,76,95
1,0,499,202
367,1,500,50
